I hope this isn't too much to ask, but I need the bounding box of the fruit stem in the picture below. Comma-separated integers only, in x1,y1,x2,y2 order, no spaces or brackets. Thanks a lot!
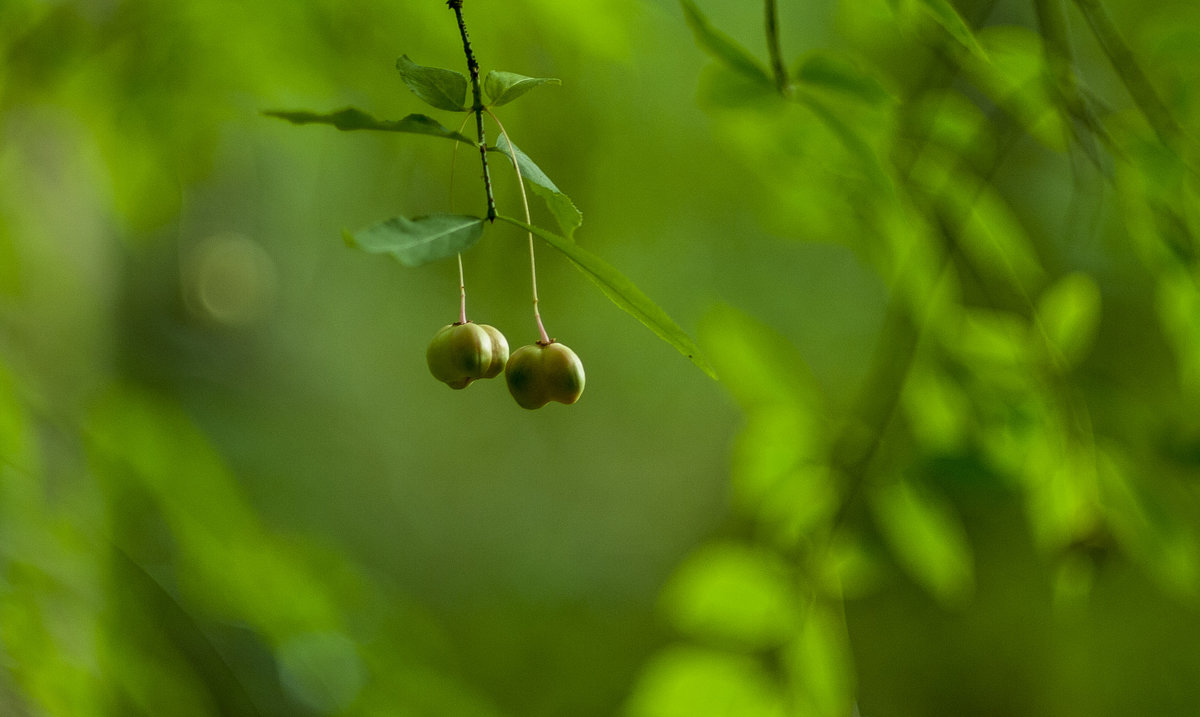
485,108,550,344
447,0,496,221
449,114,472,326
456,252,468,324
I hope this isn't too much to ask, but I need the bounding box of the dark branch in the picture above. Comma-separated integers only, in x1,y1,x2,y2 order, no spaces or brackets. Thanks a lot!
448,1,496,221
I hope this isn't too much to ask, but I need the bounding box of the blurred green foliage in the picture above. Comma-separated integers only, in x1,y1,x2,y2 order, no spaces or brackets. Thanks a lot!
3,1,1200,716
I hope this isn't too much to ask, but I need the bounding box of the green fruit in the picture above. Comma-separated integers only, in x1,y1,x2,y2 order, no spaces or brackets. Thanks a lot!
505,341,585,409
426,322,510,389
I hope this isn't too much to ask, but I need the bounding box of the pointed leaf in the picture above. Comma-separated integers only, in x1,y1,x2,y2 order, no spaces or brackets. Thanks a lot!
345,214,485,267
483,71,561,107
490,136,582,239
871,479,974,606
794,52,894,106
497,216,715,379
680,0,772,86
395,55,469,112
661,541,800,648
626,645,787,717
782,602,857,717
263,108,475,144
1036,272,1101,371
917,0,989,61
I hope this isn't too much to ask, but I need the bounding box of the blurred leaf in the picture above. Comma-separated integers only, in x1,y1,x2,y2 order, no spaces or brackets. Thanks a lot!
395,55,469,112
916,0,989,61
732,417,838,547
498,216,714,378
1021,433,1102,553
1036,272,1102,371
625,645,787,717
1099,450,1200,599
948,308,1031,370
680,0,772,87
796,93,894,192
661,541,799,649
1155,269,1200,391
696,63,785,111
699,304,820,411
345,214,486,267
490,136,583,239
909,90,989,159
966,26,1070,150
782,602,856,717
817,533,885,600
483,70,561,107
277,631,366,714
902,364,971,452
871,478,974,605
794,52,894,106
914,156,1044,294
263,108,475,144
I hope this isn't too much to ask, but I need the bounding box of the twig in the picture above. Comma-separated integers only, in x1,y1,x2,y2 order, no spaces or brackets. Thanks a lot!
1072,0,1184,152
447,0,496,221
765,0,788,94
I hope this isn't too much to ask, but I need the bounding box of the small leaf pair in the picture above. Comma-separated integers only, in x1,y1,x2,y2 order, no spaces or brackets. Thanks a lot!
395,55,560,112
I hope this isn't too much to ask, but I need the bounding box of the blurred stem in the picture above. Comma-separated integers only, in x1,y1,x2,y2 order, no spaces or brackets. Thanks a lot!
765,0,788,94
1072,0,1184,152
447,0,496,221
828,291,921,530
1034,0,1073,85
486,109,550,343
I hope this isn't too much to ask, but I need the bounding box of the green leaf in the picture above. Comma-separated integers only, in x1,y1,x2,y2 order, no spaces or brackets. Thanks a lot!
483,71,561,107
263,108,475,144
782,602,857,717
871,479,974,606
490,136,582,239
395,55,469,112
796,94,894,192
1036,272,1102,371
794,52,894,106
680,0,772,87
661,541,799,648
345,214,485,267
626,645,787,717
497,216,715,379
965,27,1069,151
916,0,989,61
699,304,818,411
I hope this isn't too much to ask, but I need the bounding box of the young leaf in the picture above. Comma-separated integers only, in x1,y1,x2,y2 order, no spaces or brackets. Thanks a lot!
345,214,485,267
1036,272,1101,371
489,136,582,239
661,541,799,648
626,645,787,717
680,0,772,87
497,216,715,379
917,0,990,61
263,108,475,144
483,71,561,107
871,479,974,606
395,55,469,112
794,52,894,106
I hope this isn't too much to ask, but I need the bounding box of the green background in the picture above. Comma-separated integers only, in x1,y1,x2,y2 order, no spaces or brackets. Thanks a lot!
3,0,1200,715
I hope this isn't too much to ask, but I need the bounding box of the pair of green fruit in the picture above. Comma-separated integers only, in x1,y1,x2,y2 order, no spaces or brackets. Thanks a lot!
426,322,585,409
